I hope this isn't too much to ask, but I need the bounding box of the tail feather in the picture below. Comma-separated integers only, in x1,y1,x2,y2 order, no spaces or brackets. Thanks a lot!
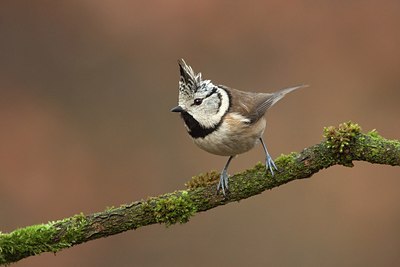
255,84,308,118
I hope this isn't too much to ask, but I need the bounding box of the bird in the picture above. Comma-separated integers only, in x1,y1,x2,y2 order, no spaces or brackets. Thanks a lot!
171,59,306,195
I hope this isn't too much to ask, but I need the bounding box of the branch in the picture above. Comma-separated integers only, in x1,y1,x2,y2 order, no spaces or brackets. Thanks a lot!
1,122,399,265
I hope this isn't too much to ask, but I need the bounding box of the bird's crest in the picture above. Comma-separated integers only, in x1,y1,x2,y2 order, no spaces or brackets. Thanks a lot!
178,59,205,96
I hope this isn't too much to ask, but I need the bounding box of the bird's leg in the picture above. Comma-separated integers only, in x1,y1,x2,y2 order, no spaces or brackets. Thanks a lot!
260,137,278,176
217,155,234,195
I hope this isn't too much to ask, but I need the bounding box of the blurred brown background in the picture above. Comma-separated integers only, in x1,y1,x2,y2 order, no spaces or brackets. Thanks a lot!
1,1,399,266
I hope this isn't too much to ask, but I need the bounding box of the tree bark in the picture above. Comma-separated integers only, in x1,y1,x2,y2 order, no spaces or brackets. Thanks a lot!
0,122,399,265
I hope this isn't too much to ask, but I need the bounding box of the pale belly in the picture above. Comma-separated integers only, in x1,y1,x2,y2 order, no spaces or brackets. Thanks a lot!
193,117,266,156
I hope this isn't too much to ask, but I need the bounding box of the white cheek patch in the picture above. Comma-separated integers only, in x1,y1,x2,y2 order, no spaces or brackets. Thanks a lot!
217,88,230,116
192,87,230,129
205,100,218,111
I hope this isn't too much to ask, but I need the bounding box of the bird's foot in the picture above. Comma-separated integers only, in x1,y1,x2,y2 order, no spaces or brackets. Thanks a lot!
266,154,278,176
217,170,229,196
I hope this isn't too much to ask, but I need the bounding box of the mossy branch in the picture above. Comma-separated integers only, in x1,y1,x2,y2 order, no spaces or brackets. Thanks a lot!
1,122,399,265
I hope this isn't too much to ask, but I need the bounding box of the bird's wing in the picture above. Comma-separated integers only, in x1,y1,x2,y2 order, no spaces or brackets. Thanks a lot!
224,85,307,123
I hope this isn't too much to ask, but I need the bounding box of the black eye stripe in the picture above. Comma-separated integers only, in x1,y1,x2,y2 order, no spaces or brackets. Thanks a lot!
204,87,217,98
190,87,218,106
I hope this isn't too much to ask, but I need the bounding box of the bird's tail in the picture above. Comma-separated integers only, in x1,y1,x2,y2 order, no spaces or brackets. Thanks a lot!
269,84,308,108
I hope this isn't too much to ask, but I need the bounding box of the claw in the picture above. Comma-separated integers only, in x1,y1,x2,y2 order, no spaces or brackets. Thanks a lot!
260,137,278,176
217,156,234,196
266,153,278,176
217,169,229,195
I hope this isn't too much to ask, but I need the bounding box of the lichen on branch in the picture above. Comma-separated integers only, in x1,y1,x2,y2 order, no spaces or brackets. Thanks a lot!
0,122,399,265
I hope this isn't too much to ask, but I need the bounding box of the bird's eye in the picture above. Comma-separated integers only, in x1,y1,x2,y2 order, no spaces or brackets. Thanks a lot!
194,98,203,105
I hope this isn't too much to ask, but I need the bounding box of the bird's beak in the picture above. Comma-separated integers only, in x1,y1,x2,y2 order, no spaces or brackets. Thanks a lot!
171,105,184,113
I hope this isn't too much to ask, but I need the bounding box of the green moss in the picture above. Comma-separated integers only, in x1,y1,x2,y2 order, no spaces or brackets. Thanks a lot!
54,213,89,247
105,205,115,211
276,152,298,166
388,139,400,150
0,223,57,262
0,223,62,264
253,162,265,170
324,121,361,152
367,129,381,138
323,121,361,166
364,128,400,163
153,191,197,226
273,152,306,182
185,171,219,189
0,213,90,264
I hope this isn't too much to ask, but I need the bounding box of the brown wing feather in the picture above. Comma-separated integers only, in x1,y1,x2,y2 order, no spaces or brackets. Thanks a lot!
222,85,307,123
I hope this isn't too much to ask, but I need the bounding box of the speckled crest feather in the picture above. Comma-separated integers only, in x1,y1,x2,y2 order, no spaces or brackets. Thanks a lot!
178,59,213,96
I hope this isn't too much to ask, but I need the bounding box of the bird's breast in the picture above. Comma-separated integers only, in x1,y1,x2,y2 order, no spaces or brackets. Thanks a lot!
193,113,266,156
